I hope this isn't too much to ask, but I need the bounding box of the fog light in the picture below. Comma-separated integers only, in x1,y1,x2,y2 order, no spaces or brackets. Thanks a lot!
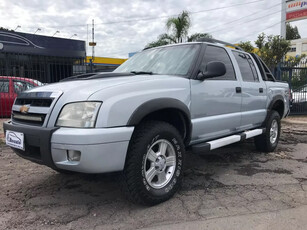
67,150,81,161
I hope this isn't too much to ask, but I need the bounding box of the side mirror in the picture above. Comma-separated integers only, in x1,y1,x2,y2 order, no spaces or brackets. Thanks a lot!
198,61,226,80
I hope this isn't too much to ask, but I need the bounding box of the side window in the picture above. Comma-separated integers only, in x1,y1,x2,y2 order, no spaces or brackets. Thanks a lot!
201,46,236,80
13,81,34,93
247,55,259,81
259,58,275,81
0,80,9,93
233,51,259,82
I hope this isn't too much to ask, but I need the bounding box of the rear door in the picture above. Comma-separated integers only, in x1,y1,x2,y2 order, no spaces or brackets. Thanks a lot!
190,45,242,143
232,51,267,129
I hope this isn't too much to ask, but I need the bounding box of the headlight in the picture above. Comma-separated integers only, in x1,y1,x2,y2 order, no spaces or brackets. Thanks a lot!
56,102,101,128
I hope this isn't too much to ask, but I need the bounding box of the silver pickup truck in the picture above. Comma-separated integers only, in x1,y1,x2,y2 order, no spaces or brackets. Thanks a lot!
3,39,290,205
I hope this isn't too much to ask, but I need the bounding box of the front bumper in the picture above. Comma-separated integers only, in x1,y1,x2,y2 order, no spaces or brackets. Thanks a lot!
3,121,134,173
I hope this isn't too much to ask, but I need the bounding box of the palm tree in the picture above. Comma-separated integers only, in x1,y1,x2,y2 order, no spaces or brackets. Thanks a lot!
145,33,176,49
145,11,212,48
166,10,191,43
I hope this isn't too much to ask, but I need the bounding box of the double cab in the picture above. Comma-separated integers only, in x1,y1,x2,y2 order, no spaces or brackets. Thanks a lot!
4,39,290,205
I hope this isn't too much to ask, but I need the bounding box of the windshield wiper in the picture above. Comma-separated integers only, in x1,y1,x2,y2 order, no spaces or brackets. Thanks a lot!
130,71,153,75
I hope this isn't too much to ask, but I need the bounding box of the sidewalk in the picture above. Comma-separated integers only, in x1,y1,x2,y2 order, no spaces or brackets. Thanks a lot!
283,115,307,125
142,205,307,230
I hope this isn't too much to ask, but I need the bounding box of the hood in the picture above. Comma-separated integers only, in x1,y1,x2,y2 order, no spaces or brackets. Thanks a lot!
26,73,150,101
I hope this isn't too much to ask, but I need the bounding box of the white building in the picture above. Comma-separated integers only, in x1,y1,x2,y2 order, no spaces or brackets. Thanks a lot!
288,38,307,57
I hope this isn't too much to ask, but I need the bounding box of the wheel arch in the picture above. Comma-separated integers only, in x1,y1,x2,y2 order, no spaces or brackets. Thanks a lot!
263,95,285,126
268,95,285,118
127,98,192,145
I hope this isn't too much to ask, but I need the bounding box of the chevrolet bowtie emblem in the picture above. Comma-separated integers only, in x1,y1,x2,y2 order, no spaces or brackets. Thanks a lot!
20,105,30,114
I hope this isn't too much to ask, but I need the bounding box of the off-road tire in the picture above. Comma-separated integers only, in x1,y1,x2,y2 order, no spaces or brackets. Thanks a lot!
121,121,185,206
254,110,281,152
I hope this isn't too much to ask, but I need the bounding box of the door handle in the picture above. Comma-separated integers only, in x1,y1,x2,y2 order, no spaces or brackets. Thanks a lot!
236,87,242,93
259,88,264,93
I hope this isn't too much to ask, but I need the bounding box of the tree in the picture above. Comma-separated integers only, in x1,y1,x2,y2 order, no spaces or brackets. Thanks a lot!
285,54,307,67
255,33,291,69
166,10,191,43
146,11,212,48
0,27,13,32
237,41,254,53
145,34,173,48
282,56,307,89
286,23,301,40
187,33,212,42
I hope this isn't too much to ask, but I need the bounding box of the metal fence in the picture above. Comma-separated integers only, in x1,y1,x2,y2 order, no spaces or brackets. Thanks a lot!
0,52,85,118
1,52,307,118
276,59,307,115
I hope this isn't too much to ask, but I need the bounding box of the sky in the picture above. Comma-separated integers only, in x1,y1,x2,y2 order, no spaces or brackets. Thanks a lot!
0,0,306,58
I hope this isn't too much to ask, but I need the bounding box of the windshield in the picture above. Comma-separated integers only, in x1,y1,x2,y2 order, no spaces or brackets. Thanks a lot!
114,44,200,76
33,79,44,86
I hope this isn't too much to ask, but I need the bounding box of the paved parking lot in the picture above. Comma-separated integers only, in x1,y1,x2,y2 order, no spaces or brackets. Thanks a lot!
0,120,306,229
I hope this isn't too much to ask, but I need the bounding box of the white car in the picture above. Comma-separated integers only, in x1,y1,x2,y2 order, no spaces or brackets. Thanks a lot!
292,85,307,103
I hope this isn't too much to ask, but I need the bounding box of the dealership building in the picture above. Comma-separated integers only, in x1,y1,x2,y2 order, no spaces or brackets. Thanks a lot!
85,56,127,72
0,29,86,83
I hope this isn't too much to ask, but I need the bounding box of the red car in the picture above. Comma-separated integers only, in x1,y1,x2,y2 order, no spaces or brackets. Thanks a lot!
0,76,43,117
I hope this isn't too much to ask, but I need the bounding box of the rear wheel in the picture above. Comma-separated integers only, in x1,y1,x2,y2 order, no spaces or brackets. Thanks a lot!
254,111,281,152
121,121,185,205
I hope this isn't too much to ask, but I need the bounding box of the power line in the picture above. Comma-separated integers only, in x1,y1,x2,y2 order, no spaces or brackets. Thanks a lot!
189,0,265,14
95,0,265,26
21,0,264,29
94,5,282,42
207,9,282,34
207,2,281,29
95,18,283,47
231,20,285,43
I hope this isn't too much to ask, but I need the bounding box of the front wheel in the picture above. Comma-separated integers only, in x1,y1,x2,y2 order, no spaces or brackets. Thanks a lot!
121,121,185,205
254,111,281,152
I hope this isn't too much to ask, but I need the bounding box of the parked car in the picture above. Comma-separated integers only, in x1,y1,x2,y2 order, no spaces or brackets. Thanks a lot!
0,76,43,117
291,84,307,113
3,39,290,205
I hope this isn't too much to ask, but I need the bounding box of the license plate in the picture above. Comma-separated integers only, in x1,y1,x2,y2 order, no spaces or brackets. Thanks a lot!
5,130,25,150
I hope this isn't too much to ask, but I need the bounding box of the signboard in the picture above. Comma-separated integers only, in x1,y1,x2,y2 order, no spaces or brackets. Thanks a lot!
0,30,86,58
89,42,96,46
286,0,307,22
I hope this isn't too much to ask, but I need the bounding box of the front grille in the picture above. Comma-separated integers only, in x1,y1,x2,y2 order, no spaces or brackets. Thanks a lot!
15,98,53,107
12,92,60,126
12,111,46,126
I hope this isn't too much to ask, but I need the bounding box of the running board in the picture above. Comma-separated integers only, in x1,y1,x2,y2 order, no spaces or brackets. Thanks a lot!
192,128,265,154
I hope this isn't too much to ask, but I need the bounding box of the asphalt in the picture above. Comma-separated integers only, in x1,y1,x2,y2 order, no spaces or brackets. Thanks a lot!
143,205,307,230
0,121,306,230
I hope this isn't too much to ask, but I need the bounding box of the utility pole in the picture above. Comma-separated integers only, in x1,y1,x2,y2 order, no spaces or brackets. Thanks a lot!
88,19,97,73
92,19,95,62
86,24,88,56
281,0,287,38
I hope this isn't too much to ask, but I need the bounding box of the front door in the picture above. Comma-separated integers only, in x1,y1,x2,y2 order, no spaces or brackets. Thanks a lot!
190,45,242,144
